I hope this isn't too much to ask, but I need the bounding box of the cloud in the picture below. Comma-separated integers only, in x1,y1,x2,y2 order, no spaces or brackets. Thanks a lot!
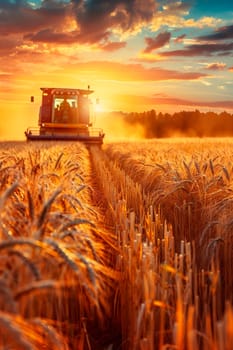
99,41,127,51
174,34,186,43
24,29,80,44
158,1,191,17
161,42,233,57
143,31,171,53
151,15,222,32
116,93,233,110
134,52,166,63
0,57,207,88
151,95,233,110
159,23,233,58
0,0,227,61
62,60,207,81
23,28,126,52
71,0,158,44
0,0,159,55
0,36,22,55
197,24,233,41
150,0,222,32
205,62,226,70
0,0,67,35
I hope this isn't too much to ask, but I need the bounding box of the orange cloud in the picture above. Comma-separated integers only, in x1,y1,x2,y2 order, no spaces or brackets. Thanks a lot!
115,93,233,110
205,62,226,70
99,41,127,51
62,61,207,81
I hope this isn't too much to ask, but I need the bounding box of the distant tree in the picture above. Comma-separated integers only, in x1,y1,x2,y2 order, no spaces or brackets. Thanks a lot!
123,109,233,138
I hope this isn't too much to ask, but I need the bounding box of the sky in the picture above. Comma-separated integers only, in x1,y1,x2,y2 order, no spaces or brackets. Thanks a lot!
0,0,233,139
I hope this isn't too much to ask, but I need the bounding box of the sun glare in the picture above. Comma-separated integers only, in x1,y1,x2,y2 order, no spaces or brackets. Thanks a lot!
95,101,105,113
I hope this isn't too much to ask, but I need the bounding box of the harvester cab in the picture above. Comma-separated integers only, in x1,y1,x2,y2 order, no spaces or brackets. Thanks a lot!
25,87,105,144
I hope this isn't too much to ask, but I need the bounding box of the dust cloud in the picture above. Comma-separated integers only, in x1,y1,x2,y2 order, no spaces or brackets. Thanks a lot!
0,103,38,141
0,105,145,142
94,112,145,142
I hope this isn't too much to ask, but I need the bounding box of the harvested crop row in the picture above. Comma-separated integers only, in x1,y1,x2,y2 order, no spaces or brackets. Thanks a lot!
103,139,233,297
0,141,117,349
91,141,233,350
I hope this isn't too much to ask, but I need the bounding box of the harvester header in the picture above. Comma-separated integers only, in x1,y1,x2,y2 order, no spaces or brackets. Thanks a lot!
25,87,104,144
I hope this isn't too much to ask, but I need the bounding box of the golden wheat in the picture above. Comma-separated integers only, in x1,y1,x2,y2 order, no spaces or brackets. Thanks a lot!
0,138,232,349
0,141,117,349
91,138,233,349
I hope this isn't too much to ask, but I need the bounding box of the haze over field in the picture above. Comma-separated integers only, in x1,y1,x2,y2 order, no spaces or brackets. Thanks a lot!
0,0,233,139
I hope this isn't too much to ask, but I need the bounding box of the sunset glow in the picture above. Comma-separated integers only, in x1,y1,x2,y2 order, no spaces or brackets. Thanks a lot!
0,0,233,139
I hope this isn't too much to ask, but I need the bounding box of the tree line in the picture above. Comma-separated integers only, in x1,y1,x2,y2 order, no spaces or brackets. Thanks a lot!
122,109,233,138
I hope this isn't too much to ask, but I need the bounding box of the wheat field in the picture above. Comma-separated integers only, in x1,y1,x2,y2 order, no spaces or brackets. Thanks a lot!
0,139,232,349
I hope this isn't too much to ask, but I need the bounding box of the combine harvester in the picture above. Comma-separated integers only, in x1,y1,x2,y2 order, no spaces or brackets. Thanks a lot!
25,87,105,145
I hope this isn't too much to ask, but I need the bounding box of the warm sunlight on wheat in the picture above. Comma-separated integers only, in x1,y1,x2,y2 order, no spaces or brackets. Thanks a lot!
0,138,232,349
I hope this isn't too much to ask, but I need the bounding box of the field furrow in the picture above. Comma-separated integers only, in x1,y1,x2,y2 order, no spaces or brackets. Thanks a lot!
0,141,118,349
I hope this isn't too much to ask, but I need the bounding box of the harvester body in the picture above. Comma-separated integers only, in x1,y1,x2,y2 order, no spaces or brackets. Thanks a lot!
25,87,104,144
